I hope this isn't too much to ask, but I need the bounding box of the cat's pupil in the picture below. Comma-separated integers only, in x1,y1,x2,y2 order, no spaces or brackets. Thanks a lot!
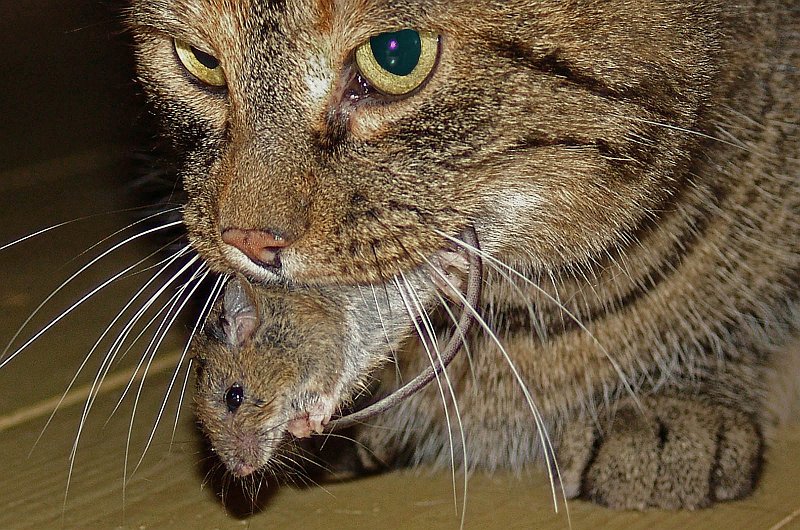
191,46,220,70
225,383,245,412
369,29,421,77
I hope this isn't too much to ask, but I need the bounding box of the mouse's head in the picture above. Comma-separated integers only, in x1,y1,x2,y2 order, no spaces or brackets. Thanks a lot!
193,278,346,477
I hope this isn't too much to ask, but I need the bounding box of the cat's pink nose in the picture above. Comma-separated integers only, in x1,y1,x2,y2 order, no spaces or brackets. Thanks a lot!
221,228,291,269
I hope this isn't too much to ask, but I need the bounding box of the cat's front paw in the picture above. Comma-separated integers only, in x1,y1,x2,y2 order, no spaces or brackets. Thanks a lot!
558,396,763,509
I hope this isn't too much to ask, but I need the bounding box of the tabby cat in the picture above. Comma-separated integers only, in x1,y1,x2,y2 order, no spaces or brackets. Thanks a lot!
129,0,799,510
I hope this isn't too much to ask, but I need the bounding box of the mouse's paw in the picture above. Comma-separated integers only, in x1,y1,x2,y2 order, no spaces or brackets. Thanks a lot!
558,396,763,510
287,394,336,439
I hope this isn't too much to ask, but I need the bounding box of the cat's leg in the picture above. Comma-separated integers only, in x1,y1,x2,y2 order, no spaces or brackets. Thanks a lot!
558,395,763,509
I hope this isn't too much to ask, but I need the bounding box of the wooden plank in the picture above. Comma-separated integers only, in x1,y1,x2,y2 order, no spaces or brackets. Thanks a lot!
0,365,798,529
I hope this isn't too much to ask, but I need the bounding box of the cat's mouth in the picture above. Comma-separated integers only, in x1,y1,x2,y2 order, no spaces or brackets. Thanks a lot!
219,230,471,295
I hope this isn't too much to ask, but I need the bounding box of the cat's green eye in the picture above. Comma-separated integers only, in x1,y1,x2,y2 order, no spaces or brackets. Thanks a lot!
355,30,439,96
174,39,227,88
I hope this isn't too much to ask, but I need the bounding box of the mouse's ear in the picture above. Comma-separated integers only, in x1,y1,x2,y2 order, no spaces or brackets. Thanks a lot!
221,277,259,348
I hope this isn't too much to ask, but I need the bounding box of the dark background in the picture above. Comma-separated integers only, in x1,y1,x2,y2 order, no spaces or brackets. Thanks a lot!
0,1,142,169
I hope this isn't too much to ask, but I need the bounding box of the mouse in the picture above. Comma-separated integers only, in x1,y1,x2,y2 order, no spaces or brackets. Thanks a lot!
193,248,470,477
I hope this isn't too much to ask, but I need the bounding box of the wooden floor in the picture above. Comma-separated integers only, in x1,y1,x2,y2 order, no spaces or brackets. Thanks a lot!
1,3,799,529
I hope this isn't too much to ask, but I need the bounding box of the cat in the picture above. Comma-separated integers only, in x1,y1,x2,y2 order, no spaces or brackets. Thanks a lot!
128,0,799,510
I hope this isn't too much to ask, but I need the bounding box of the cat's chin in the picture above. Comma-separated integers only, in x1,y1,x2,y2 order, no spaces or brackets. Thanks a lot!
220,245,285,283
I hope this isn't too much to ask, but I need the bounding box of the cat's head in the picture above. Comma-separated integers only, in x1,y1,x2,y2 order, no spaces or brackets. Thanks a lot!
130,0,721,285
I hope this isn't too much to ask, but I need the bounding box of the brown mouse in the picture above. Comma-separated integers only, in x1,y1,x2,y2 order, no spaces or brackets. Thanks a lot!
193,278,346,476
193,250,468,477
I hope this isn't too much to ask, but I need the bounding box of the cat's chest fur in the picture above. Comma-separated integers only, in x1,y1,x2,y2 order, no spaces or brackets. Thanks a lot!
132,0,799,511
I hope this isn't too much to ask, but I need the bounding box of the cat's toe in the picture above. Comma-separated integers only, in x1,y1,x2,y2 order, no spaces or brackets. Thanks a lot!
559,397,763,510
710,407,763,502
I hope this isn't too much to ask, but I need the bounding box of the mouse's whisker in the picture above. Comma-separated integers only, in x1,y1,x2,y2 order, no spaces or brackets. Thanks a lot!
282,445,336,478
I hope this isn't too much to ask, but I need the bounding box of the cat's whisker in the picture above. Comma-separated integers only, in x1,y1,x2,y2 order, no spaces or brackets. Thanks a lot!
62,253,200,508
430,287,474,529
62,208,184,270
137,271,227,470
394,274,464,521
0,206,181,253
171,274,228,445
400,271,469,527
423,255,564,514
435,230,642,414
127,267,210,486
369,283,401,384
114,261,208,421
0,220,183,370
431,286,478,395
91,255,203,422
120,267,208,501
620,114,755,154
31,245,192,452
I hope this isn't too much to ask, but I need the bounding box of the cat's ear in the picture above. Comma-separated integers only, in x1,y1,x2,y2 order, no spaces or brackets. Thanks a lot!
221,277,259,348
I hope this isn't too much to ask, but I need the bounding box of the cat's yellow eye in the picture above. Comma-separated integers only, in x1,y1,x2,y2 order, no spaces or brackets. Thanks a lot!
174,39,227,88
355,30,439,96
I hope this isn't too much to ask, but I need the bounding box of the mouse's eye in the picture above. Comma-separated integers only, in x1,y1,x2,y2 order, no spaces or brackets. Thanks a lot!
174,39,227,88
225,383,245,412
355,30,439,96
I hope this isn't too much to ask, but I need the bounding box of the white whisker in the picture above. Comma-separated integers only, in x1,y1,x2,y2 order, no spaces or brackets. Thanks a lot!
1,220,183,369
136,271,227,471
63,252,198,508
435,230,641,412
171,274,228,445
370,283,401,384
87,256,202,421
32,245,192,453
0,206,180,253
127,267,210,484
423,253,564,514
394,276,459,517
110,260,207,420
400,271,469,528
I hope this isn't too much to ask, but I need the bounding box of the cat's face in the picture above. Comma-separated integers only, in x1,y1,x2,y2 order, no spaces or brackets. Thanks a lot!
131,0,719,286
